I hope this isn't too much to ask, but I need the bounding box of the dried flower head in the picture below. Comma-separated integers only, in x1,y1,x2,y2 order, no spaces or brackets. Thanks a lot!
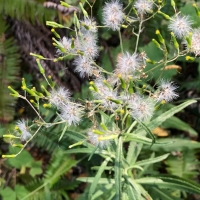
134,0,154,15
16,119,31,141
102,0,124,31
156,80,178,102
168,14,192,39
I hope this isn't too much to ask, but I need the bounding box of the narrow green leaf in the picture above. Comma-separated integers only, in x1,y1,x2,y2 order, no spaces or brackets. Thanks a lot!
89,157,111,199
150,138,200,152
136,175,200,195
124,175,142,200
77,177,115,184
59,124,68,141
135,153,170,166
135,119,156,146
115,136,123,200
65,148,115,158
124,133,173,145
126,100,197,165
152,188,178,200
162,116,198,137
136,100,197,136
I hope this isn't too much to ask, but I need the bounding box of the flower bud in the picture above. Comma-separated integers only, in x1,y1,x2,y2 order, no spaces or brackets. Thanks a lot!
46,21,65,28
30,52,45,59
79,2,88,17
152,39,161,49
73,12,80,29
171,0,176,11
146,59,156,64
107,98,122,104
41,85,50,96
89,81,98,92
69,141,84,148
170,32,179,50
186,32,192,48
12,144,24,148
98,134,118,141
30,99,38,107
92,129,105,135
128,80,134,94
71,38,75,49
158,11,171,20
8,86,20,97
60,1,71,8
51,28,60,39
103,80,112,90
36,59,45,74
193,4,200,17
155,30,165,44
2,154,16,158
21,78,26,90
186,56,195,61
118,74,126,89
3,134,20,139
43,103,52,108
100,123,108,131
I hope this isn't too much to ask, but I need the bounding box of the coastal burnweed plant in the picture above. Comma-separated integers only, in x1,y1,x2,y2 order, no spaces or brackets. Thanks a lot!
3,0,200,199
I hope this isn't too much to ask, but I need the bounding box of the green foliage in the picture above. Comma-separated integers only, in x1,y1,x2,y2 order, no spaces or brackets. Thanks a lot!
165,151,199,179
0,16,20,122
0,0,57,24
1,148,78,200
1,1,200,199
66,100,200,199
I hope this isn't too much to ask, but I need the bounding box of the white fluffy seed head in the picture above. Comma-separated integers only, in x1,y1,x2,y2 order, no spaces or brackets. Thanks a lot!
189,28,200,56
134,0,154,15
93,78,118,109
156,80,179,102
16,119,31,141
80,17,97,33
128,94,155,121
102,0,124,31
116,52,142,76
57,37,76,55
49,87,71,108
76,32,99,59
168,14,193,39
59,103,83,126
74,56,95,78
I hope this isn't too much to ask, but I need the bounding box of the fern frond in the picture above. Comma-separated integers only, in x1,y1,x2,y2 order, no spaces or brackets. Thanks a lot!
0,15,20,122
23,149,77,200
0,0,57,24
165,151,199,179
44,149,77,187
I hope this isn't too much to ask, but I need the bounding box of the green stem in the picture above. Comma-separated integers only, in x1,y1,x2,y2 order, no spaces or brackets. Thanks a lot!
134,21,143,53
119,30,124,53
